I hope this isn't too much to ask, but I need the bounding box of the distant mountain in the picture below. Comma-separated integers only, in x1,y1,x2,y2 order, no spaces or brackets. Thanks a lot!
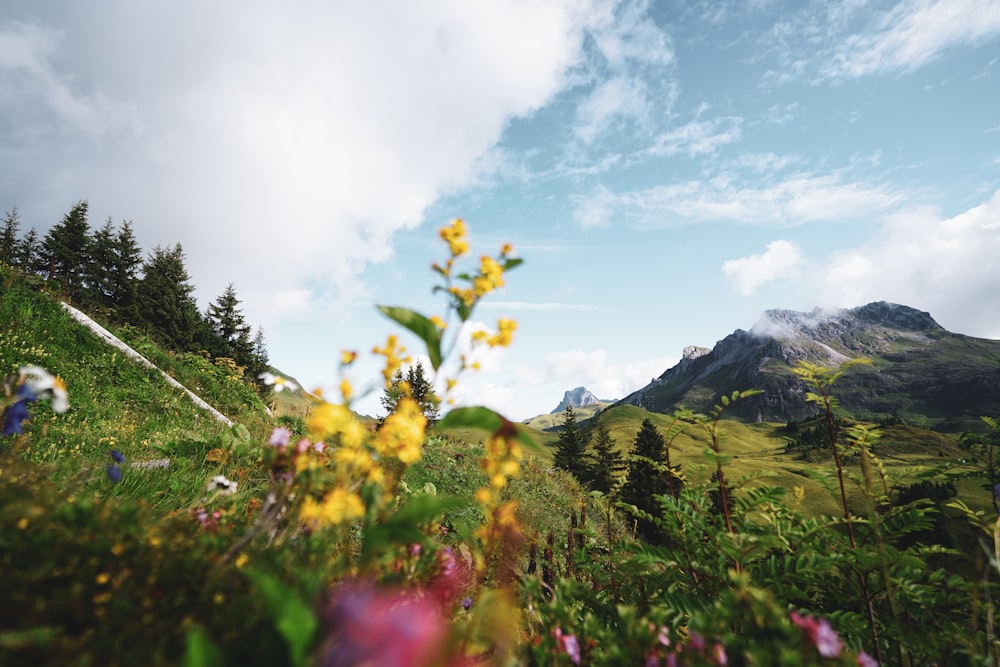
551,386,607,414
616,302,1000,431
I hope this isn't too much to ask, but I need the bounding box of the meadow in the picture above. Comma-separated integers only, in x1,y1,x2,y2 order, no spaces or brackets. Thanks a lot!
2,223,998,666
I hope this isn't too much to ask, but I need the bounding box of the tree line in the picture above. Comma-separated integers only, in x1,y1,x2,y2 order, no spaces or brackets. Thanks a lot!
1,202,270,393
553,406,684,543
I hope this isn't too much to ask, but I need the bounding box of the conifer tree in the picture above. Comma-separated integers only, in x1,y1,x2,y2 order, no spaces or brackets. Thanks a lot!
553,405,589,482
42,200,91,298
1,208,20,266
84,218,118,308
137,243,201,351
109,221,143,321
15,227,43,274
380,360,440,424
621,418,670,543
585,419,625,494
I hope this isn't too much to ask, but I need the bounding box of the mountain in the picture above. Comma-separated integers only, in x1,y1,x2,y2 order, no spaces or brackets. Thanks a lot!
551,386,606,414
616,302,1000,431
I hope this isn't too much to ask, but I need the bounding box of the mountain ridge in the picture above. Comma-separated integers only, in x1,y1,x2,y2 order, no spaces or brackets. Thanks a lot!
616,301,1000,431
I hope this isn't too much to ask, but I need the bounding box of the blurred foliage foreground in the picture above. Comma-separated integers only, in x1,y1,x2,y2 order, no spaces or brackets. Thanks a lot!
2,220,1000,667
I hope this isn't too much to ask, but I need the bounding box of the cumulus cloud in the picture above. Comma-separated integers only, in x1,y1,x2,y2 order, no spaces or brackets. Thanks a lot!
827,0,1000,78
723,240,805,295
821,189,1000,338
0,1,607,328
516,348,677,402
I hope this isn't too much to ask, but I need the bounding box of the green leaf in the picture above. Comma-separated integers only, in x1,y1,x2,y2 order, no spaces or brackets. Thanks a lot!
502,257,524,271
437,406,540,453
181,626,224,667
361,494,468,560
376,306,443,370
244,570,318,667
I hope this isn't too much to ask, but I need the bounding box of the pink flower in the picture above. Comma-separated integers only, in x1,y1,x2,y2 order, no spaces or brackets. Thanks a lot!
857,651,879,667
791,611,843,658
712,642,728,665
268,427,291,450
321,582,447,667
554,628,581,665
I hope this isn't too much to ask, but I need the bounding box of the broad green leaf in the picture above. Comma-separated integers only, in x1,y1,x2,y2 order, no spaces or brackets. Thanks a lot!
437,406,540,453
376,305,443,370
181,626,223,667
502,257,524,271
244,570,318,667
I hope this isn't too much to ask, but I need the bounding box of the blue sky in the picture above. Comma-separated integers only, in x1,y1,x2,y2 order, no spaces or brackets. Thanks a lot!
2,1,999,420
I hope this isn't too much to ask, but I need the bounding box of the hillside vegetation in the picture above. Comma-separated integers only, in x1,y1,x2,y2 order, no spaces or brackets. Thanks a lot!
3,231,1000,667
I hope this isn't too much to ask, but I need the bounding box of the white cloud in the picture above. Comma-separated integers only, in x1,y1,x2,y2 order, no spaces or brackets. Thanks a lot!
821,189,1000,338
647,116,743,157
575,75,649,143
573,172,904,227
0,1,608,326
827,0,1000,78
516,348,677,403
723,240,805,295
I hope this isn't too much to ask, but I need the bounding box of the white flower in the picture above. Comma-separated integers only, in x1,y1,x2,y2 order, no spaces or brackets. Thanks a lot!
258,372,298,392
207,475,237,495
19,365,70,413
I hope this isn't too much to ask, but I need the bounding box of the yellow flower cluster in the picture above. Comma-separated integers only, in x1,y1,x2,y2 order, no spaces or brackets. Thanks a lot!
473,255,504,296
300,487,365,527
375,397,427,464
439,217,469,257
372,334,410,387
471,319,517,349
475,425,524,509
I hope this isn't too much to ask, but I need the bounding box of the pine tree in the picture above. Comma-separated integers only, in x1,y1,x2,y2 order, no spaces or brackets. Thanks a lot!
109,221,143,321
206,283,251,344
84,218,118,308
15,227,43,274
137,244,201,351
1,208,20,266
585,419,626,494
621,418,670,543
380,360,440,424
249,326,272,398
42,200,91,298
553,405,589,482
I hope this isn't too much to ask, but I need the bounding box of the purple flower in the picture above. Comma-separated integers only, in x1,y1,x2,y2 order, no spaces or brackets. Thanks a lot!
857,651,879,667
106,464,123,483
268,427,292,450
791,611,843,658
110,449,125,464
2,398,32,437
461,596,473,611
554,628,581,666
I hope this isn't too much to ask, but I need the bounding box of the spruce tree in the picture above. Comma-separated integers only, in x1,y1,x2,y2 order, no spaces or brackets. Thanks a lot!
42,200,91,298
137,243,201,351
621,418,670,543
15,227,43,275
585,419,625,494
110,221,143,321
380,360,440,424
553,405,589,482
84,218,118,308
1,208,20,266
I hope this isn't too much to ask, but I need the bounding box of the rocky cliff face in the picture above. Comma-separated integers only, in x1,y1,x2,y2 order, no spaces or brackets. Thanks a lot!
616,302,1000,431
551,386,604,414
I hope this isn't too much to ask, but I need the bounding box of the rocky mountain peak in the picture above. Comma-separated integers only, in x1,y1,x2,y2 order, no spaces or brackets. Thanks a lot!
551,386,603,414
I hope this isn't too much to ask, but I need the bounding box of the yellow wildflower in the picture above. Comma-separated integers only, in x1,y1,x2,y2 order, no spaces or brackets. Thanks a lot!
375,397,427,464
473,255,505,297
373,335,409,386
340,350,358,366
300,488,365,526
308,402,353,441
339,378,354,402
430,315,447,330
439,218,469,257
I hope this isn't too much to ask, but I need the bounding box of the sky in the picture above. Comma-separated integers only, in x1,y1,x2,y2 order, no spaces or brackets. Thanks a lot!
1,0,998,421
